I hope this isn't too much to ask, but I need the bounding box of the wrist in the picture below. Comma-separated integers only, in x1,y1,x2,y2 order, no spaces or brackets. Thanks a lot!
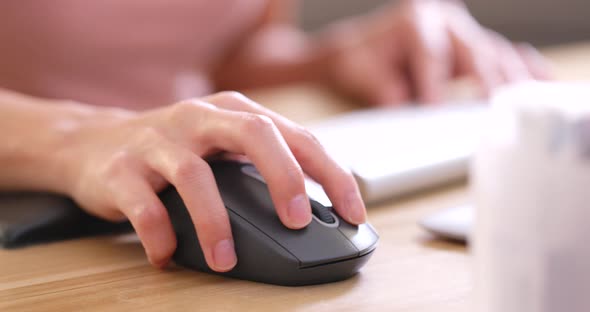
308,18,369,89
0,94,133,195
49,102,134,195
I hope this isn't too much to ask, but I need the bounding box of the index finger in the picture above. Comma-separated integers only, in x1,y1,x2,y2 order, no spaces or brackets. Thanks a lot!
408,26,452,104
203,92,367,225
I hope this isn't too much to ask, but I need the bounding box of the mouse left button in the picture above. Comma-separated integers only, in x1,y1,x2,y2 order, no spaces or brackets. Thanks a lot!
240,164,333,208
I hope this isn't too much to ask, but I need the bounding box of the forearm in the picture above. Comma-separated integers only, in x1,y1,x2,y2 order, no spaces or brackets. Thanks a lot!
0,88,127,193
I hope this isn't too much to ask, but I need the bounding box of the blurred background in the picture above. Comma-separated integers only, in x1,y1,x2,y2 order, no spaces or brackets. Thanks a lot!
301,0,590,46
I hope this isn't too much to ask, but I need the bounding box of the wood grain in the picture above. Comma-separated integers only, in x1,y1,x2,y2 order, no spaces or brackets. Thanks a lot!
0,43,588,312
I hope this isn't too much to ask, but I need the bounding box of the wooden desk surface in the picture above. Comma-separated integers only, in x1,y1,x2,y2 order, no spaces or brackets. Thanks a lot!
1,43,589,312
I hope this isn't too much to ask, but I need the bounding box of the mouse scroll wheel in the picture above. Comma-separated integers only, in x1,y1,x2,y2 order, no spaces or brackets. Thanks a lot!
310,200,335,224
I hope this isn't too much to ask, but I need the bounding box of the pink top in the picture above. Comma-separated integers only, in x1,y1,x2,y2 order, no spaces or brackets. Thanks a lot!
0,0,268,109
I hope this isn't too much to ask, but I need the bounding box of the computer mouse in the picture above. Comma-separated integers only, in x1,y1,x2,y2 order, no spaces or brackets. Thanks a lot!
159,160,379,286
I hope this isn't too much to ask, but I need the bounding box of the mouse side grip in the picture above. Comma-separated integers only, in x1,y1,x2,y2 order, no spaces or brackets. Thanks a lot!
160,186,302,283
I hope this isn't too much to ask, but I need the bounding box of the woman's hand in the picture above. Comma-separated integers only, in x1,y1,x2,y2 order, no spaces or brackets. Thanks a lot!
57,92,366,271
323,0,552,106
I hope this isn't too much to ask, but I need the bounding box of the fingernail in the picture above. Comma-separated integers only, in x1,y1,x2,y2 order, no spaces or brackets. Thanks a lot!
288,194,311,228
346,192,367,224
212,239,237,272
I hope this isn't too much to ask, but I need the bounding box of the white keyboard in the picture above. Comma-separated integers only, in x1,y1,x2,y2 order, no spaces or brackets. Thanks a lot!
309,102,488,203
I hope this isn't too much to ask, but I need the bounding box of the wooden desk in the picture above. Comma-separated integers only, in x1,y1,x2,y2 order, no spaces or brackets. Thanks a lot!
1,43,588,312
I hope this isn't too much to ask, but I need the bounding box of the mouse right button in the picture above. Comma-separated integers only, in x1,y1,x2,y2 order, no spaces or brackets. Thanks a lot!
338,222,379,256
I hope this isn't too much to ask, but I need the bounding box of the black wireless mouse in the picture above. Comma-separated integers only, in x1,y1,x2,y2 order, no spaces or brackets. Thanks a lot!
159,160,379,286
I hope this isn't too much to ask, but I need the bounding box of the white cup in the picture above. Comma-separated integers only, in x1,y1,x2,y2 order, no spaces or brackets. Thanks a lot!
472,82,590,312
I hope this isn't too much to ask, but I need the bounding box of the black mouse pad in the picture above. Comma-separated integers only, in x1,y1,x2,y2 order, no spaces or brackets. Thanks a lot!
0,192,132,249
